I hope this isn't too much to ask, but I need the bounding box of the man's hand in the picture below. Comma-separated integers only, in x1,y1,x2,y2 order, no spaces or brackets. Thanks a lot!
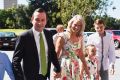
53,72,61,78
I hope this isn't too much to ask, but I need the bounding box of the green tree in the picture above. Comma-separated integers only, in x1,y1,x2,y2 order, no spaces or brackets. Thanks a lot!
0,5,29,29
27,0,60,27
1,0,118,30
13,5,32,29
26,0,112,29
56,0,111,28
91,14,120,31
0,9,9,28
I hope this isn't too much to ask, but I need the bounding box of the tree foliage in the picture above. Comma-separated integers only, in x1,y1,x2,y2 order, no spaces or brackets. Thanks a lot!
0,5,32,29
0,0,120,30
97,15,120,30
56,0,110,27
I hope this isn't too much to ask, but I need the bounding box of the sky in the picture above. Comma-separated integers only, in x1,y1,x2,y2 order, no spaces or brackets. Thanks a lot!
106,0,120,19
18,0,28,5
0,0,120,19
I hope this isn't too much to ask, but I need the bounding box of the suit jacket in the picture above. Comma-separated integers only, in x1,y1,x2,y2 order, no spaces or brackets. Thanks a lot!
12,29,61,80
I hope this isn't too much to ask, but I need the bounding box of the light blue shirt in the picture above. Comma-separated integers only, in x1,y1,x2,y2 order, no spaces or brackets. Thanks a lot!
0,52,15,80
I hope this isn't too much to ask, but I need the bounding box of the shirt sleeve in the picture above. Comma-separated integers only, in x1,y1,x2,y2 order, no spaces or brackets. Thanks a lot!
108,36,116,65
3,53,15,80
53,33,58,45
86,35,93,45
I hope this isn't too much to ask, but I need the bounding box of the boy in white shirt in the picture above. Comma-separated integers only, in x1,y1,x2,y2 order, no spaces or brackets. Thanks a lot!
87,19,116,80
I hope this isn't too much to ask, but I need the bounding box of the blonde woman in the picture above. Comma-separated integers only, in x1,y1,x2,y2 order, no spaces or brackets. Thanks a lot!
55,15,90,80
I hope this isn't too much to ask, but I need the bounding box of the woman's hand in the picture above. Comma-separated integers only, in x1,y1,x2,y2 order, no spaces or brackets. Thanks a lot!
75,49,83,56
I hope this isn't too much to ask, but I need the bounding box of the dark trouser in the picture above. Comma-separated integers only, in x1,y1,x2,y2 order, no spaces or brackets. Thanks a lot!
38,74,47,80
100,65,109,80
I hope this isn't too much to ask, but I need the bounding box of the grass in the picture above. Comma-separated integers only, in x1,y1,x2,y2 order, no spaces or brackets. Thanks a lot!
0,29,27,35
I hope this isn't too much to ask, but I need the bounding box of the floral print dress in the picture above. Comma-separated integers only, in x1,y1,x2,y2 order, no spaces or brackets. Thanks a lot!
60,32,83,80
83,57,98,80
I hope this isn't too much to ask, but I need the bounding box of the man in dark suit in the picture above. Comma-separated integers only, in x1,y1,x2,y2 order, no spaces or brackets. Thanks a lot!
12,8,61,80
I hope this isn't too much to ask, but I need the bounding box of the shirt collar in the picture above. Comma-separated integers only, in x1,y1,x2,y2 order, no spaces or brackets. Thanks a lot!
32,27,43,36
96,31,106,37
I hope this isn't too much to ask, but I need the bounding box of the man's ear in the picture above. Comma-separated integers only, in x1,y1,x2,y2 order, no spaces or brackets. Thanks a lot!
31,16,34,23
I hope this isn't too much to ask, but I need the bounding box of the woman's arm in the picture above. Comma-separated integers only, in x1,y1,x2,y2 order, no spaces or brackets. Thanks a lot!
77,49,90,78
80,62,84,80
55,36,65,59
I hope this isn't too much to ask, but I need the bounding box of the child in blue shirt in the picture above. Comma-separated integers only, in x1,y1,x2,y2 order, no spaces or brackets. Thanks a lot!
0,52,15,80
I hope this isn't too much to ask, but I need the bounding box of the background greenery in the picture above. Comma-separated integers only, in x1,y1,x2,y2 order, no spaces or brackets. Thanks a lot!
0,0,120,31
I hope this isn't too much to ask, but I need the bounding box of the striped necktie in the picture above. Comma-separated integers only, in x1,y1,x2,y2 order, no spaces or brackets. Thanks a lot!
101,36,104,70
101,37,104,62
39,33,47,76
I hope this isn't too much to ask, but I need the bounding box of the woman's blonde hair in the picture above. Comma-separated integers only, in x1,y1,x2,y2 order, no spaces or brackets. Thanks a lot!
66,15,85,36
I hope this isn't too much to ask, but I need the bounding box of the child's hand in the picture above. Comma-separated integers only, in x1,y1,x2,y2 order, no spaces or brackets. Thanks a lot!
53,71,61,78
109,64,115,75
95,74,100,80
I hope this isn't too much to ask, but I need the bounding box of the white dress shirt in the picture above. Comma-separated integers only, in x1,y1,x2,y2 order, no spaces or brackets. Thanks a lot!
32,27,48,74
87,32,116,71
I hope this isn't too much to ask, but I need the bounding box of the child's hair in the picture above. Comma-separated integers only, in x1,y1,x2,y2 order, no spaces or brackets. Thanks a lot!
56,24,64,33
85,44,96,57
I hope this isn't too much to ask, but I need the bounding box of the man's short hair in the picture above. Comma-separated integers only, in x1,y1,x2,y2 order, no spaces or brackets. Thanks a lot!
33,8,46,13
94,19,105,25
